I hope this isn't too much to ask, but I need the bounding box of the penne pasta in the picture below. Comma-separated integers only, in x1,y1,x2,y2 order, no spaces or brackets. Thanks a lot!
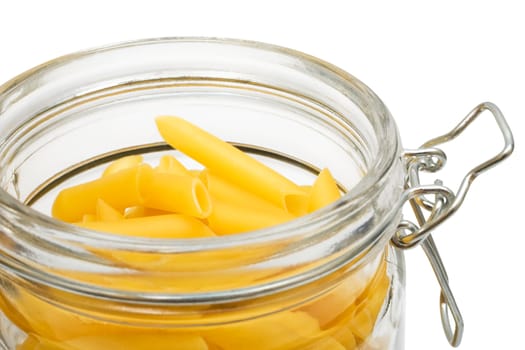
207,198,295,235
200,170,291,214
285,192,309,216
300,185,313,193
301,276,362,328
102,155,143,177
348,264,390,341
155,116,305,211
333,327,357,350
77,214,215,238
96,198,123,222
64,333,209,350
124,206,171,218
308,168,341,213
18,334,69,350
81,214,97,223
156,155,192,176
204,311,321,350
11,284,210,347
189,169,202,177
52,164,148,222
305,338,347,350
139,168,212,219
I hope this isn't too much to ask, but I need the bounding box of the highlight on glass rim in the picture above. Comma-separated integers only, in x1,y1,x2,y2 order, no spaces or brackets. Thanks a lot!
0,37,514,350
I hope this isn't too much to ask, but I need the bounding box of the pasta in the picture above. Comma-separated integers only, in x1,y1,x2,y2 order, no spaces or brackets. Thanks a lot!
300,275,363,327
52,164,147,222
155,116,306,211
156,154,192,176
207,198,295,235
204,311,322,350
81,214,97,223
200,170,294,215
78,214,215,238
308,168,341,213
333,327,357,350
124,206,170,218
102,155,143,177
96,198,123,222
53,117,343,230
65,334,209,350
139,168,211,219
284,192,309,216
306,338,347,350
348,270,390,341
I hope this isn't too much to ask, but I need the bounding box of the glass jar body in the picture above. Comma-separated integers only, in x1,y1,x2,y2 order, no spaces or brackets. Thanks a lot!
0,247,405,350
0,38,406,350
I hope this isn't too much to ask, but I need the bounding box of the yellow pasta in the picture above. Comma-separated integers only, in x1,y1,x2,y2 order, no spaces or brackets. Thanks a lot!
305,338,346,350
189,169,202,177
139,169,212,219
124,206,171,218
308,168,341,213
20,333,209,350
200,170,292,214
77,214,215,238
204,311,320,350
0,290,31,336
347,305,376,341
354,259,387,306
207,198,295,235
285,192,309,216
7,287,103,342
64,333,209,350
102,155,143,177
301,185,313,193
81,214,97,223
52,164,148,222
155,116,306,211
206,344,222,350
10,283,210,349
333,327,357,350
156,155,192,176
301,276,362,327
96,198,123,222
348,266,390,341
18,334,69,350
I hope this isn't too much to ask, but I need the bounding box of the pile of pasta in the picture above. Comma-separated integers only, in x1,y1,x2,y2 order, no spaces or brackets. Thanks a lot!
31,116,393,350
52,116,342,236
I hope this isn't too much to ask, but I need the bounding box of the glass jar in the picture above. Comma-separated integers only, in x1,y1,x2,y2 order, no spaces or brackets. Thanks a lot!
0,38,513,350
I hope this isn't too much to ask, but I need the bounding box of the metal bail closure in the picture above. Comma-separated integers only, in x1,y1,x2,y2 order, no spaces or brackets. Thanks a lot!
392,102,515,347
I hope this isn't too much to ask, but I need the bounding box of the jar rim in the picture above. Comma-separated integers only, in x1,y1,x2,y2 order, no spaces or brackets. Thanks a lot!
0,37,401,302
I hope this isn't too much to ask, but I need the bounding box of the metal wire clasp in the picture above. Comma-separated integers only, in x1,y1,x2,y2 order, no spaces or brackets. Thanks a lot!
392,102,514,347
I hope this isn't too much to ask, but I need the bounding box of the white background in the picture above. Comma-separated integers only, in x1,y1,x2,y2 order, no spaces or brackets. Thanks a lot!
1,1,523,349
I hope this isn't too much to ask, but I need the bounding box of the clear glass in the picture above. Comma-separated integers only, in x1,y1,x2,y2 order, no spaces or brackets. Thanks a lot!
0,38,405,349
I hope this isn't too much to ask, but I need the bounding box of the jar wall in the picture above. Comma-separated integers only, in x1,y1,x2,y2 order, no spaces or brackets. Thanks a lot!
0,246,404,350
0,38,406,350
